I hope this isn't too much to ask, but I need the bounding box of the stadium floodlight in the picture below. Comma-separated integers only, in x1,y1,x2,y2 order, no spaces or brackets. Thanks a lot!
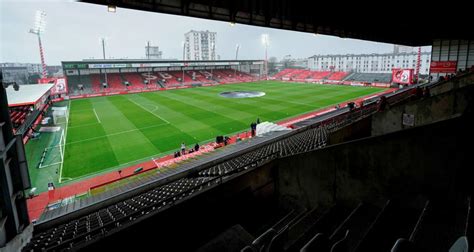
99,37,109,85
100,38,108,59
235,44,240,60
31,10,46,34
107,5,116,13
235,44,240,75
229,22,236,26
29,10,47,78
261,34,269,47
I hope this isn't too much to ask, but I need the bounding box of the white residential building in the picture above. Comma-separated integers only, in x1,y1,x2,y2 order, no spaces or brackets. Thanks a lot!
0,63,43,74
308,46,431,75
184,30,216,61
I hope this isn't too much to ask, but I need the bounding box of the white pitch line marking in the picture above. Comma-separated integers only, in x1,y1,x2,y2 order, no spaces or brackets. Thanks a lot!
51,122,170,147
68,122,100,129
127,97,170,124
93,108,101,123
39,161,62,169
59,100,71,183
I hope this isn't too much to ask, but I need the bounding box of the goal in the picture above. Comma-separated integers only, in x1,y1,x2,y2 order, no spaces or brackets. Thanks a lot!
52,107,68,125
38,128,66,169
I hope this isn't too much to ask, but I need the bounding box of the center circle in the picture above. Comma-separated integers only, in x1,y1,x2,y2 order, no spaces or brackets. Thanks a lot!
219,91,266,98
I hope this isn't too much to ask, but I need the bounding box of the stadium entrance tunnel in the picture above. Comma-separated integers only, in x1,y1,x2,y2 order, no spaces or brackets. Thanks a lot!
219,91,265,98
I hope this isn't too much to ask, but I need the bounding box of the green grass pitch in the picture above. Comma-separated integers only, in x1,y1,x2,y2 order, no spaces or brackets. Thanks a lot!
59,81,384,180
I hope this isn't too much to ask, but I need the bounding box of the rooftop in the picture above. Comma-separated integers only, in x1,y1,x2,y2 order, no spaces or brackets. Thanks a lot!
6,84,54,107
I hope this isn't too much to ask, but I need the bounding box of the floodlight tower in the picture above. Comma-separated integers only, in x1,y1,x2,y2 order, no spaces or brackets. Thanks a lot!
235,44,240,60
235,44,240,75
146,41,151,59
146,41,151,87
182,41,186,84
261,34,269,80
29,10,47,78
101,38,108,86
210,40,215,79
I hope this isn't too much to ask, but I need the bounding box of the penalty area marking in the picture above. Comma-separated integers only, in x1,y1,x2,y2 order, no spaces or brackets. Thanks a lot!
127,97,170,124
143,103,159,112
38,161,62,169
50,122,170,147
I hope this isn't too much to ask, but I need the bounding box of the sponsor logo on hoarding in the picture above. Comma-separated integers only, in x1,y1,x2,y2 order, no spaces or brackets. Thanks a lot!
430,61,457,73
392,69,414,84
87,94,103,97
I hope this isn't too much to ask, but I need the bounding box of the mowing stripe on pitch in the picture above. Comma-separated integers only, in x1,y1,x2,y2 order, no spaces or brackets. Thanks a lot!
53,122,170,147
126,96,170,124
68,122,101,129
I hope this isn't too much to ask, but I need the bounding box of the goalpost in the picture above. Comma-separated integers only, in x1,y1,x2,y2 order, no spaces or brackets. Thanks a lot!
58,128,66,165
38,127,66,169
38,105,69,183
52,107,68,125
57,103,70,183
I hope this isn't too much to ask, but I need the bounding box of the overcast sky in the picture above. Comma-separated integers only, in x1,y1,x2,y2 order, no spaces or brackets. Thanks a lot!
1,0,431,65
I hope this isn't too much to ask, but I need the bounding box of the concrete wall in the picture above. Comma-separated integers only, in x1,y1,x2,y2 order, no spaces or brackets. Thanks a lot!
371,73,474,136
275,115,472,211
0,224,32,252
328,116,372,145
275,74,474,210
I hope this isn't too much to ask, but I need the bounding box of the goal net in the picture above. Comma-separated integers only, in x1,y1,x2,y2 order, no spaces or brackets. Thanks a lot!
38,128,66,169
38,106,69,169
52,107,68,125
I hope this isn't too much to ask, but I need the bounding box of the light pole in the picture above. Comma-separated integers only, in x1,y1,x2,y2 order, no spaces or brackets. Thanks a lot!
29,10,47,79
101,38,108,87
261,34,269,80
182,41,186,85
146,41,151,88
146,41,151,59
235,44,240,76
210,41,215,79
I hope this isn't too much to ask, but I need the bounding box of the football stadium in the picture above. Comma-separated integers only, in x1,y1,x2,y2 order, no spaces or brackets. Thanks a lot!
23,58,393,192
1,1,474,251
45,81,385,179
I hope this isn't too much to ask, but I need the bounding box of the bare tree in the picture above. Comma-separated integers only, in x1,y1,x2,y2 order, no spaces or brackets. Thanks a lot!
267,56,278,74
